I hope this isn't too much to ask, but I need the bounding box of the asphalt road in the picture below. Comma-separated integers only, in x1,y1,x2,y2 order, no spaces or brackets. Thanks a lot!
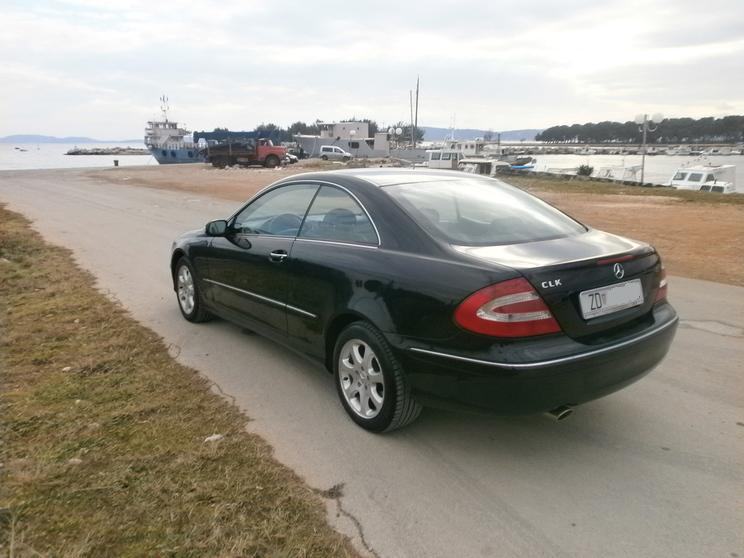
2,168,742,558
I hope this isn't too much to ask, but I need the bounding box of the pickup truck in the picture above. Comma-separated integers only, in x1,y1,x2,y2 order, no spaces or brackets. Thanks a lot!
203,138,287,168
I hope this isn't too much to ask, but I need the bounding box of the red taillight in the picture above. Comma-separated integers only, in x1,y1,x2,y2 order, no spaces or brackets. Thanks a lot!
655,267,668,302
454,278,561,338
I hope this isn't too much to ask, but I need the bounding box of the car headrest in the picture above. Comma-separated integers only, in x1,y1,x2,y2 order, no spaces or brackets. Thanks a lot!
323,208,356,227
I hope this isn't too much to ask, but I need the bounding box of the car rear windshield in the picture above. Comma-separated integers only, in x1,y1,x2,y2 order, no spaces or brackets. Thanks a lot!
385,177,586,246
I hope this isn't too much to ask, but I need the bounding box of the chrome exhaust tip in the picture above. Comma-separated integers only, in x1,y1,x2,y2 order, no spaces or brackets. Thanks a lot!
545,405,573,421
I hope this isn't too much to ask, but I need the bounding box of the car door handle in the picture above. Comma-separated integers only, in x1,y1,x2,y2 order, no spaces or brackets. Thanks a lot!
268,249,288,263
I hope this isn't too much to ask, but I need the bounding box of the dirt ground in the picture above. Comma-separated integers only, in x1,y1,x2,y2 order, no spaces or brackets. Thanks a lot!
86,164,744,287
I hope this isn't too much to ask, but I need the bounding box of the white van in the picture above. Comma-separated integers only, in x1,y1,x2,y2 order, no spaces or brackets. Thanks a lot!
320,145,353,161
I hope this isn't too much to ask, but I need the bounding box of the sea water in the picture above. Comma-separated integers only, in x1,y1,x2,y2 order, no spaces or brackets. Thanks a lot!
0,143,154,170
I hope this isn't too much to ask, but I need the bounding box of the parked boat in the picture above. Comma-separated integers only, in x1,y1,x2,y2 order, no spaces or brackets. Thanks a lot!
701,146,733,156
145,96,205,164
545,167,579,176
426,149,462,170
510,156,536,170
595,165,642,182
457,158,510,176
666,164,736,194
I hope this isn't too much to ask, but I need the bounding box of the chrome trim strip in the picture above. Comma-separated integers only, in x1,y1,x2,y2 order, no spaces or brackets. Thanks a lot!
203,278,318,319
408,316,678,370
293,237,378,250
286,304,318,319
204,279,284,308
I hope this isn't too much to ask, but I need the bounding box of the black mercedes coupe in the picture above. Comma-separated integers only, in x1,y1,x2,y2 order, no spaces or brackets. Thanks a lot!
170,169,678,432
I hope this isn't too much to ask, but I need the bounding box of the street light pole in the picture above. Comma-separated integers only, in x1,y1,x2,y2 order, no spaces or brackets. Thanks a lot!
635,113,662,185
640,114,648,185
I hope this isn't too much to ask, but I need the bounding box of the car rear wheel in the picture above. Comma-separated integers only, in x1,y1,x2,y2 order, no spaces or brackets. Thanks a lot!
333,322,422,432
321,154,328,160
174,257,212,323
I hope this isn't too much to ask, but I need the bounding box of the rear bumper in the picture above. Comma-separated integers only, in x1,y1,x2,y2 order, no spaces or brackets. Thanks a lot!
394,303,678,414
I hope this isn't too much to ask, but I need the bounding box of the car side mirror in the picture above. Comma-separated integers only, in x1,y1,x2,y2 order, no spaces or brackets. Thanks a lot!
205,219,228,236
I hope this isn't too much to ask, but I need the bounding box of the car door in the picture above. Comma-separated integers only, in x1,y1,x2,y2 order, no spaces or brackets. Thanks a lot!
206,182,319,336
286,185,380,357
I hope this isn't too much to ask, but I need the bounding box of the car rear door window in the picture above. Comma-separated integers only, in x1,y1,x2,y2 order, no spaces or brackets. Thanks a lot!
233,183,318,236
299,186,378,245
386,177,586,246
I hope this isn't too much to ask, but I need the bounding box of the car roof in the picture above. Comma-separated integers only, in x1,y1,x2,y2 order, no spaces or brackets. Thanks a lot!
277,168,488,188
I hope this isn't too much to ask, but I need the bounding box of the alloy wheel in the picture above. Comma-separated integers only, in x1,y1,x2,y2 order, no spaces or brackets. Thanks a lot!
177,265,195,315
338,339,385,419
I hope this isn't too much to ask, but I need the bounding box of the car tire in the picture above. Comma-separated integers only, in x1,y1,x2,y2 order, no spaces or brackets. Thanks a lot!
333,321,422,432
264,155,280,168
174,257,212,323
321,154,328,161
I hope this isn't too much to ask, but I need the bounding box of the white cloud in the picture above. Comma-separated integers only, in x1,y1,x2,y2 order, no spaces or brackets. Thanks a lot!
0,0,742,138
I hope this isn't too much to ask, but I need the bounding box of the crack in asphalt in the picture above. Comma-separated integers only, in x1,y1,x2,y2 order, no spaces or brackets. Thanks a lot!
679,319,744,337
314,483,380,558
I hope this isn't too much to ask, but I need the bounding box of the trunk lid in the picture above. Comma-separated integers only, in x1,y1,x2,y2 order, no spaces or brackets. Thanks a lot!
454,230,662,339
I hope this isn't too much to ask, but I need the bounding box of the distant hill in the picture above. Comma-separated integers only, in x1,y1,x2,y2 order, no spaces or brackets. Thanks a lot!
422,127,542,141
0,135,142,144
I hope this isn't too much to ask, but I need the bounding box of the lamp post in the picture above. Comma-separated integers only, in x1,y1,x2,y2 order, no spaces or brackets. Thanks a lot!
349,129,357,157
635,113,663,184
387,127,404,149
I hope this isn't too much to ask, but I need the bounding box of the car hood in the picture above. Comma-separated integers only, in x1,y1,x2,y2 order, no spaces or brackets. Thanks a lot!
453,229,650,270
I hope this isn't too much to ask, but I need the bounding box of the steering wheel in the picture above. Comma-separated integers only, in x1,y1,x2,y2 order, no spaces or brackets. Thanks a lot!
265,213,303,235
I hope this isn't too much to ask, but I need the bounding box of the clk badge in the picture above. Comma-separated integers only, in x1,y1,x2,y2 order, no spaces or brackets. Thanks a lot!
541,279,562,288
613,263,625,279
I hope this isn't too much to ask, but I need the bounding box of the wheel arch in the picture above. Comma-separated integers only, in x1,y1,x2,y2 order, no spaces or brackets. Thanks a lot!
170,249,187,288
323,311,371,372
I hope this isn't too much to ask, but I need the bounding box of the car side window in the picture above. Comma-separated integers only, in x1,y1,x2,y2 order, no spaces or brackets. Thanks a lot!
299,186,378,245
232,183,318,237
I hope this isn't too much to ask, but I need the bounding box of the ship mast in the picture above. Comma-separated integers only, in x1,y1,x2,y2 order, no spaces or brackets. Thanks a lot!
160,95,170,123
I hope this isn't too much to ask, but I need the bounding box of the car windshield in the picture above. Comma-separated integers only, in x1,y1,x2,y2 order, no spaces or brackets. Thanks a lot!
385,177,586,246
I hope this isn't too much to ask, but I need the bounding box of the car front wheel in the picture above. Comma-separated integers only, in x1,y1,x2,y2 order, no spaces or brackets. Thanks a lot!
333,322,422,432
174,257,212,323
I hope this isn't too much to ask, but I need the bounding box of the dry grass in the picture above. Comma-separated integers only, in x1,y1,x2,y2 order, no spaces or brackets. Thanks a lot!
82,165,744,285
0,206,357,557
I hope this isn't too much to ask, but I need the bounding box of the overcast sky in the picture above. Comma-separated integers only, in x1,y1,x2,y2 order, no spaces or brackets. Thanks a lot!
1,0,742,139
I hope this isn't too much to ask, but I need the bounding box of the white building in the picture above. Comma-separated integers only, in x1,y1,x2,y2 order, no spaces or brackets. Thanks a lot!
319,121,370,140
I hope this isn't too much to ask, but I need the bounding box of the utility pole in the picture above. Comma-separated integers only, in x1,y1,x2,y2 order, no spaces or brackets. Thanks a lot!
413,76,420,149
409,90,414,147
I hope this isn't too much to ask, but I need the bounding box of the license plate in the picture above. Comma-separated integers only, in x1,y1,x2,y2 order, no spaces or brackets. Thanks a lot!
579,279,644,319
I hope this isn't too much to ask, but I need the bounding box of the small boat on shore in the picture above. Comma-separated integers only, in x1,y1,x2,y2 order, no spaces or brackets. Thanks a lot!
510,156,536,170
595,164,642,182
667,164,736,194
545,167,579,176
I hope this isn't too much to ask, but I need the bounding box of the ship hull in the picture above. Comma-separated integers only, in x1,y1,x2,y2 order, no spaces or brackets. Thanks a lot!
149,146,205,164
